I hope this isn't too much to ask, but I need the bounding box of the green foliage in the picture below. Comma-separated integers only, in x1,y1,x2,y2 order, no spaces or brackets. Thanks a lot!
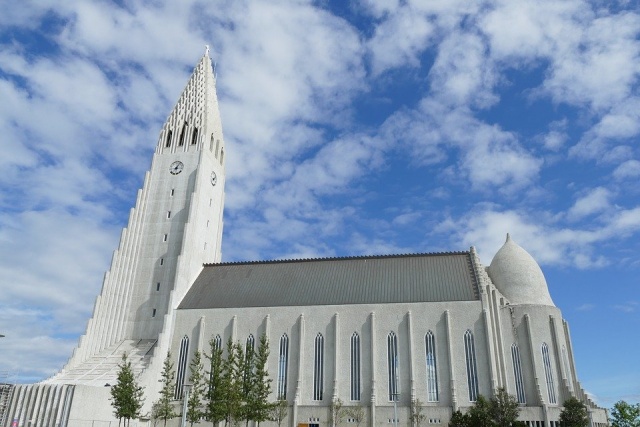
187,350,206,426
222,338,245,427
449,388,521,427
410,399,426,427
490,388,520,427
559,397,589,427
270,399,288,427
205,338,225,424
610,400,640,427
449,410,469,427
345,405,365,427
110,353,145,427
154,352,178,427
247,334,273,426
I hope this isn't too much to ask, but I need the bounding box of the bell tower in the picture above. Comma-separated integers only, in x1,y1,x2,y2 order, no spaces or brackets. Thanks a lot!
53,48,226,377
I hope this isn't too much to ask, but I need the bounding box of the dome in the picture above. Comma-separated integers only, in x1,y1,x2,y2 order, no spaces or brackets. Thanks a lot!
487,234,555,306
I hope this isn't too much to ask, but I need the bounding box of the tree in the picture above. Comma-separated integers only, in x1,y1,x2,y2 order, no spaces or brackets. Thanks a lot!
205,338,225,424
221,338,244,427
410,399,427,427
187,350,206,426
150,401,163,427
248,334,273,427
466,395,494,427
330,398,345,427
610,400,640,427
110,353,145,427
153,352,178,427
490,388,519,427
449,410,469,427
345,405,365,427
559,397,589,427
270,399,288,427
242,337,257,427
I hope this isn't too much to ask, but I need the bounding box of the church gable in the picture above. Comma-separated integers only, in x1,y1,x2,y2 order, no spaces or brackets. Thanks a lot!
179,251,480,309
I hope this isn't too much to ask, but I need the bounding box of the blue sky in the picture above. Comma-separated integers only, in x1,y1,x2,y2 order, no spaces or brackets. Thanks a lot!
0,0,639,409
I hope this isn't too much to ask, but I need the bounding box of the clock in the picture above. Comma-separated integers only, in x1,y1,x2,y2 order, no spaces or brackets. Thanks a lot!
169,161,184,175
210,171,217,186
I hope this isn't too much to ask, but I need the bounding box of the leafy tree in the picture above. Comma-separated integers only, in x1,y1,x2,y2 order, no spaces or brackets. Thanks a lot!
242,337,257,426
221,338,244,427
466,395,494,427
490,388,519,427
559,397,589,427
345,405,365,427
449,410,469,427
610,400,640,427
150,401,163,427
153,352,178,427
187,350,206,426
248,334,273,426
205,338,225,424
270,399,288,427
410,399,427,427
110,353,145,427
330,398,345,427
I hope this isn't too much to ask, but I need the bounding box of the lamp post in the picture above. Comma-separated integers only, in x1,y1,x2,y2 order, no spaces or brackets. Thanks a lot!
180,384,192,427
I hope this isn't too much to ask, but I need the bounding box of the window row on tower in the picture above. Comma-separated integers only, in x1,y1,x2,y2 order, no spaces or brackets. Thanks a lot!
162,124,225,165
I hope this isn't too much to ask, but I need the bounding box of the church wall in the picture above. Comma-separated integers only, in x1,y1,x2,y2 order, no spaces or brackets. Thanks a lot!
170,299,490,426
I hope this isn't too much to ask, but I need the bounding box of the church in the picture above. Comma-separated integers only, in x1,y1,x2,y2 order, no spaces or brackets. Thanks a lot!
1,51,610,427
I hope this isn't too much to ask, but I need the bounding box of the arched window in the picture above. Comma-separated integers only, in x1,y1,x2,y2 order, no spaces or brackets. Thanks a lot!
165,130,172,147
220,148,225,165
511,343,526,403
191,127,198,145
246,334,255,354
215,139,220,157
313,333,324,401
387,331,399,401
213,334,222,351
425,331,438,402
210,135,214,152
175,335,189,399
464,330,479,401
178,122,187,146
351,332,361,401
277,334,289,400
542,343,556,404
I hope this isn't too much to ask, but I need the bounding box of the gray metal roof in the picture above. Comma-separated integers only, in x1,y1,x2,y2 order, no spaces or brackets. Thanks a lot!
179,252,480,310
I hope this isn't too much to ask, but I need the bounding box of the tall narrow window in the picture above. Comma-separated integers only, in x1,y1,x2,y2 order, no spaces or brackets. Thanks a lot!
156,282,160,291
191,127,199,145
511,343,526,403
178,122,187,146
165,130,173,147
210,135,214,152
387,332,399,401
278,334,289,399
220,148,225,165
170,188,174,197
213,334,222,351
152,308,156,317
351,332,361,401
160,258,164,266
246,334,255,354
175,335,189,399
163,234,168,242
425,331,439,402
215,139,220,157
542,343,557,404
464,330,479,401
313,333,324,401
167,211,171,219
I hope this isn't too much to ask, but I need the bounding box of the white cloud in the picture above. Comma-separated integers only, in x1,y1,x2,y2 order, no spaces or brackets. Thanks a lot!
613,160,640,180
568,187,612,220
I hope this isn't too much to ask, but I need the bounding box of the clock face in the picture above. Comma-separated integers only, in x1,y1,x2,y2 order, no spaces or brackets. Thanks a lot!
211,171,217,186
169,161,184,175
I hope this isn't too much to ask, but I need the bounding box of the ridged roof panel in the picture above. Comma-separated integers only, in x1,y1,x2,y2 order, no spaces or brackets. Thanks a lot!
179,252,480,309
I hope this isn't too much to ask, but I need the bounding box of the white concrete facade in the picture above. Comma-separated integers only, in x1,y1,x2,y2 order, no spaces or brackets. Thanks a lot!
2,52,610,427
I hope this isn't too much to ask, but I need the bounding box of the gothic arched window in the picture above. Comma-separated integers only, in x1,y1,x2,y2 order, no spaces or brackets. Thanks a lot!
175,335,189,399
387,331,399,401
165,129,172,147
511,343,526,403
542,343,557,404
277,334,289,400
178,122,187,146
425,331,439,402
191,127,198,145
464,330,479,401
313,333,324,401
351,332,361,401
